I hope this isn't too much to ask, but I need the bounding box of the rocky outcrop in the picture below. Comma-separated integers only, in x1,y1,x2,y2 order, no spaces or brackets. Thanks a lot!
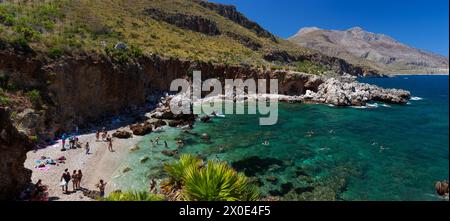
130,122,153,136
144,7,220,36
0,108,32,200
195,0,277,42
306,77,411,106
271,71,410,106
112,130,132,139
435,181,449,197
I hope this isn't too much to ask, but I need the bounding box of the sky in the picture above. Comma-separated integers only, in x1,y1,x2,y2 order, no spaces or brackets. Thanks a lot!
209,0,449,56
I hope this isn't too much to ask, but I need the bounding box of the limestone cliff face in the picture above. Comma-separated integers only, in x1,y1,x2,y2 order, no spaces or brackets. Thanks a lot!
0,50,263,140
0,49,400,142
194,0,277,41
0,50,329,140
0,107,32,200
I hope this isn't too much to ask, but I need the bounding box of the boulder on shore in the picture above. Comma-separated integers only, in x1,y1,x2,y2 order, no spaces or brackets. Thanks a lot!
112,130,132,139
435,181,449,196
152,119,167,128
130,122,152,136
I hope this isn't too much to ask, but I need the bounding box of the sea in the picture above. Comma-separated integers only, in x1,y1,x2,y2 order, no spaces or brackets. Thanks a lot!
110,75,449,201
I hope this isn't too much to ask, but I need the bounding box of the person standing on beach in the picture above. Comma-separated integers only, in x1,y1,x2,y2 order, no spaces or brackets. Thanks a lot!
95,180,107,198
85,142,90,154
60,169,71,194
61,138,66,150
102,131,108,141
77,170,83,190
107,136,113,152
71,170,78,191
96,130,100,141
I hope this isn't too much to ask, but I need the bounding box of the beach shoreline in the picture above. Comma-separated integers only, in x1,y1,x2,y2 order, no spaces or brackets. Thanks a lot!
24,128,144,201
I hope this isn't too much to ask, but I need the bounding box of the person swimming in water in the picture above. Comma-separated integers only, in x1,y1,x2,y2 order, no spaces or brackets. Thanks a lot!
262,139,270,146
379,145,390,152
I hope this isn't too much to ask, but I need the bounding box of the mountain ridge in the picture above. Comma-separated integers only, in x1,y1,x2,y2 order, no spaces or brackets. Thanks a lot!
289,26,449,74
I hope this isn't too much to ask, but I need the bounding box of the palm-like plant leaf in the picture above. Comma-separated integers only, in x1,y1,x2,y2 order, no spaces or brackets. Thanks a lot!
182,160,259,201
163,154,203,187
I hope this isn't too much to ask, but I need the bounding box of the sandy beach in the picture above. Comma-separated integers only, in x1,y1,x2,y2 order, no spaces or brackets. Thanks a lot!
24,128,143,201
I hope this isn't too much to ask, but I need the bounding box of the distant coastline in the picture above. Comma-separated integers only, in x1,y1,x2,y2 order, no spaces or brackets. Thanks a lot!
386,72,449,76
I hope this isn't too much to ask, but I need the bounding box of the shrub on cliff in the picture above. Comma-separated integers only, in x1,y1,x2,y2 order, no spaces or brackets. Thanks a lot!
0,89,10,106
104,44,143,64
295,60,327,75
25,90,40,104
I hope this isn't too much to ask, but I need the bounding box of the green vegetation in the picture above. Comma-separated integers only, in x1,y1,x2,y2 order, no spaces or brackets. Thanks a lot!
182,160,259,201
102,191,165,201
28,135,38,143
25,89,40,103
163,154,259,201
163,154,203,188
0,0,324,71
0,89,10,106
0,1,65,52
104,44,143,63
295,60,327,75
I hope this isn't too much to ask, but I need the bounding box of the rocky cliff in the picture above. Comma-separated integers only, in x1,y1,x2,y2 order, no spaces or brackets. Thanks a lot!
194,0,277,42
0,107,32,200
0,48,407,141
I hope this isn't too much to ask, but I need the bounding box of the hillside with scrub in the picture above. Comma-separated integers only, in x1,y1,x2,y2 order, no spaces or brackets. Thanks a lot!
0,0,375,74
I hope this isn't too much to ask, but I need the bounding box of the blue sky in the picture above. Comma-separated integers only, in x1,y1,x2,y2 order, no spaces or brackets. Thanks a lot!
209,0,449,56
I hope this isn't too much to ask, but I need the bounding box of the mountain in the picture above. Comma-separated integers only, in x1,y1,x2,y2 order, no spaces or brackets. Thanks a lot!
288,27,449,74
0,0,374,76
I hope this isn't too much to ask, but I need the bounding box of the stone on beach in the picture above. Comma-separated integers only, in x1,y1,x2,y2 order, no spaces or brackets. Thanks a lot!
130,122,153,136
112,130,132,139
129,145,140,152
140,156,149,163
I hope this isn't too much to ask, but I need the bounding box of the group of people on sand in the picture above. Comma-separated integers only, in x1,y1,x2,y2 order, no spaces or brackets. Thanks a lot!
60,132,92,155
96,128,114,152
60,169,83,194
59,168,108,198
61,133,81,151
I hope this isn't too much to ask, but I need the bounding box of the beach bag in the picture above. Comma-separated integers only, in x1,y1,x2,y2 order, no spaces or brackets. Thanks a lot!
59,180,67,187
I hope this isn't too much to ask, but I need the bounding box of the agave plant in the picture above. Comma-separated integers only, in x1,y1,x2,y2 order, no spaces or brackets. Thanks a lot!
102,190,165,201
163,154,203,188
181,160,259,201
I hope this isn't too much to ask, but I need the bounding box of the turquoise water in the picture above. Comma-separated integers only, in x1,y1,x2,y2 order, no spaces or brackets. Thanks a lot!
112,75,449,201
